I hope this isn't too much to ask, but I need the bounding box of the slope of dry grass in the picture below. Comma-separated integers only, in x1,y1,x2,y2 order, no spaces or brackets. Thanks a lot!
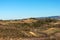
0,18,60,40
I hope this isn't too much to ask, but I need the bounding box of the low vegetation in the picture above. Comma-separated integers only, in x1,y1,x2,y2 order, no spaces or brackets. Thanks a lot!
0,18,60,40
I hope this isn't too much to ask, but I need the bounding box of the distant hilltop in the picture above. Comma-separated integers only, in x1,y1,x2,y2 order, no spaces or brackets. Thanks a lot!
35,16,60,20
0,16,60,20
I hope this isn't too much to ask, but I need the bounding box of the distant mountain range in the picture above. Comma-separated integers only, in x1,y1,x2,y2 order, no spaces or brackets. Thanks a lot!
35,16,60,20
1,16,60,20
17,16,60,21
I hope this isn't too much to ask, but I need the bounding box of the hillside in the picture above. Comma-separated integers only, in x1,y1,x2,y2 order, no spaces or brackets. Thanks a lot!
0,17,60,40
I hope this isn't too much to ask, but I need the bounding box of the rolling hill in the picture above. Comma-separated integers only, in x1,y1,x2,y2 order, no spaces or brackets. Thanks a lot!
0,16,60,40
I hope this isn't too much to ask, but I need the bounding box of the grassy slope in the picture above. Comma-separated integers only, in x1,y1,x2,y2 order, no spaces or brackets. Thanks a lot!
0,18,60,38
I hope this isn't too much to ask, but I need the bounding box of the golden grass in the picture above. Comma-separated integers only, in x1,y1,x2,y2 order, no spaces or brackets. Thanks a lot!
42,28,60,35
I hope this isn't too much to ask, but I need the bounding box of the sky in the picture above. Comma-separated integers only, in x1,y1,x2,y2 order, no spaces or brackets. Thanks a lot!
0,0,60,20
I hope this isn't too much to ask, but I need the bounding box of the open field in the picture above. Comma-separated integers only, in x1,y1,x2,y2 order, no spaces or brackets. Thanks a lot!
0,18,60,40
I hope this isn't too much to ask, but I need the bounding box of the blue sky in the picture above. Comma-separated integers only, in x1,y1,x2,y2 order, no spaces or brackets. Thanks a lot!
0,0,60,19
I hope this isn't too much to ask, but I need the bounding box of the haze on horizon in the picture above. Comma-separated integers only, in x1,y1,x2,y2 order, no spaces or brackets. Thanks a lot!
0,0,60,20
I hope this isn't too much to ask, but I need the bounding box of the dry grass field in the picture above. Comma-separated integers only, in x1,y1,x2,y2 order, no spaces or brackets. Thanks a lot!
0,18,60,40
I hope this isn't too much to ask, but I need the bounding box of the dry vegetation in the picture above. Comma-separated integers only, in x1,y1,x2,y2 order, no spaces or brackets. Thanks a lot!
0,18,60,40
